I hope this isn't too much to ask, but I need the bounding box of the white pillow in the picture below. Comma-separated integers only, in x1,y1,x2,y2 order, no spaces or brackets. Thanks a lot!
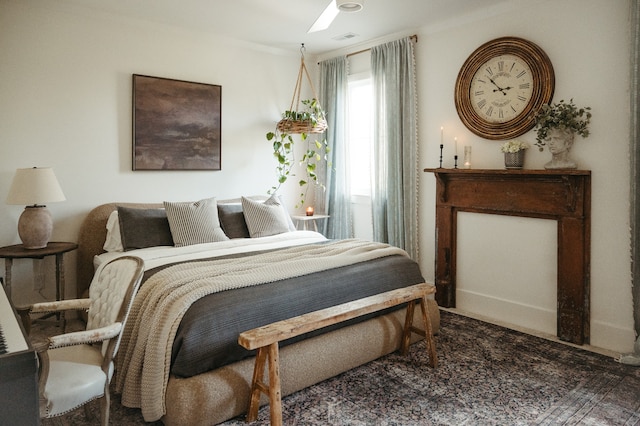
241,194,292,238
164,197,229,247
103,210,123,252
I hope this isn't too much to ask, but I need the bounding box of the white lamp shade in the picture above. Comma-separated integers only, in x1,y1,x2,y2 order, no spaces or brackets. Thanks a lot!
6,167,66,206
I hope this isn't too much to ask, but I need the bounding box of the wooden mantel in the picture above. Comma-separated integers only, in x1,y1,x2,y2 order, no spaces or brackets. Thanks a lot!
424,168,591,345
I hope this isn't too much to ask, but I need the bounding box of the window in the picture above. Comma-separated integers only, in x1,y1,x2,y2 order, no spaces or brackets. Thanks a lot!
347,73,373,197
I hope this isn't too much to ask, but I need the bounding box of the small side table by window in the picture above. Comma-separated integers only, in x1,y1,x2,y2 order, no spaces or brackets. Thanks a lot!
0,242,78,330
291,214,330,234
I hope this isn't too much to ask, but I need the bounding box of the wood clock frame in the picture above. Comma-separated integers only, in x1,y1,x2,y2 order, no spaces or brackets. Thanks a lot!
454,36,555,140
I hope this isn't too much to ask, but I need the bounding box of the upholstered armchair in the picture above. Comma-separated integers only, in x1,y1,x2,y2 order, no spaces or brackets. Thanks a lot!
26,256,144,425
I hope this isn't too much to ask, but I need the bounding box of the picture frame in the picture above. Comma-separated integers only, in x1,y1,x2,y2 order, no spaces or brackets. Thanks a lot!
132,74,221,170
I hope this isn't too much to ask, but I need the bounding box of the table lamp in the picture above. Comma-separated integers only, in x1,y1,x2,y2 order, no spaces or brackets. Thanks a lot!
6,167,66,249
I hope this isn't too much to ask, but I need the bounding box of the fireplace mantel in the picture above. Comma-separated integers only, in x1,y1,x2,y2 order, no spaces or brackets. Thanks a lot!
424,168,591,344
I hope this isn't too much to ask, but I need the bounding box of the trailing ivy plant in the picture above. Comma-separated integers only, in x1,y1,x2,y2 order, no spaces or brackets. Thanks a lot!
533,99,592,151
266,98,330,208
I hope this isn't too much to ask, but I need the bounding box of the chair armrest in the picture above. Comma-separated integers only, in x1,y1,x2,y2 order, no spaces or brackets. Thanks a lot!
45,322,122,350
29,298,91,314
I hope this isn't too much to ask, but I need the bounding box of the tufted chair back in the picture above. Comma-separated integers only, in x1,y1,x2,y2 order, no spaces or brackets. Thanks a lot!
87,256,144,357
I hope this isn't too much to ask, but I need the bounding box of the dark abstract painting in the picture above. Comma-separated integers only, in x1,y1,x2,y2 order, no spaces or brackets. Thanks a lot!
133,74,221,170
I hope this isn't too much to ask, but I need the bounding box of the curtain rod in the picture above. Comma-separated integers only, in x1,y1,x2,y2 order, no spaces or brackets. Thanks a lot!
346,34,418,58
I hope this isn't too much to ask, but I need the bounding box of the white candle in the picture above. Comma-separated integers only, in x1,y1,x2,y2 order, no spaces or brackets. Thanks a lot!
455,137,458,156
440,126,444,147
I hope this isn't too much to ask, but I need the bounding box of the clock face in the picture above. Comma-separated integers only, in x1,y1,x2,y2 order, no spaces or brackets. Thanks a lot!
454,37,555,140
469,54,534,124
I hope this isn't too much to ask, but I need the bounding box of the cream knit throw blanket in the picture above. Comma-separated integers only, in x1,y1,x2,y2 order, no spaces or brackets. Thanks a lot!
115,239,406,421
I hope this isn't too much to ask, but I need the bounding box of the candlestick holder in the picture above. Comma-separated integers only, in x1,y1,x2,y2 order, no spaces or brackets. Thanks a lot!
454,155,458,169
439,144,443,168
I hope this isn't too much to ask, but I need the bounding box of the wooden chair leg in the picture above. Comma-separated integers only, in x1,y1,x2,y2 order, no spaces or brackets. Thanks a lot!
101,388,110,426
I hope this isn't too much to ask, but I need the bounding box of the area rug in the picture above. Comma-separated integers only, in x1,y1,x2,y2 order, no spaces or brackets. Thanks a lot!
42,310,640,425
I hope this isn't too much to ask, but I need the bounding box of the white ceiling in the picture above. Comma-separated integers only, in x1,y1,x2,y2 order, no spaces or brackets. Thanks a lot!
53,0,538,55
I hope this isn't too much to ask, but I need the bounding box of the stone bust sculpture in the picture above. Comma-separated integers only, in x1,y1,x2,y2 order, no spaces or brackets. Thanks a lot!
544,128,577,169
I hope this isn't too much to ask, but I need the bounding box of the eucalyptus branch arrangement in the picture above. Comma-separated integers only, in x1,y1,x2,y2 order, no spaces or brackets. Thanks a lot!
266,98,330,208
533,99,592,150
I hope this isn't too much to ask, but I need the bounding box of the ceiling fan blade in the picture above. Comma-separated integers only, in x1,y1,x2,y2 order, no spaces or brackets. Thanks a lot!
308,0,339,33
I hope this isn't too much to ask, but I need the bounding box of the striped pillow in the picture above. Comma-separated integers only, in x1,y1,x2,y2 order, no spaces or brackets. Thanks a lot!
164,198,229,247
241,194,292,238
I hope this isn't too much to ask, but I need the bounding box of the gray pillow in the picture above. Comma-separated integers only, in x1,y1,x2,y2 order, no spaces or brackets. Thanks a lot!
164,198,229,247
117,207,174,251
217,203,250,239
241,194,292,238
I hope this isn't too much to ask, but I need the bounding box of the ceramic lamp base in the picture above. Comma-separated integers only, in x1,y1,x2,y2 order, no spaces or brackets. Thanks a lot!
17,205,52,249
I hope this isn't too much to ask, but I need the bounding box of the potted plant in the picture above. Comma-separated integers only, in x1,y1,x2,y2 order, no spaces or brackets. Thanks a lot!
266,98,330,207
500,139,530,169
533,99,592,169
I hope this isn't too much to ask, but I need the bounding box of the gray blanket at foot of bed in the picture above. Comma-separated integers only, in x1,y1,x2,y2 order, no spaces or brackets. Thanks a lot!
163,254,425,378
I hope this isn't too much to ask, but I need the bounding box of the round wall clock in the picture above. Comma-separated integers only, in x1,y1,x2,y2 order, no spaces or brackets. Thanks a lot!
454,36,555,140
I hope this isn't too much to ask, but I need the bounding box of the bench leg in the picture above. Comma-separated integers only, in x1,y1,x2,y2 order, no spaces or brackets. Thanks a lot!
246,343,283,426
401,300,416,355
419,296,438,368
401,298,438,368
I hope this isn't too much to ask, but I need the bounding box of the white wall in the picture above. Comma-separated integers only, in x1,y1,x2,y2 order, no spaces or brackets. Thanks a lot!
417,0,634,353
0,0,310,304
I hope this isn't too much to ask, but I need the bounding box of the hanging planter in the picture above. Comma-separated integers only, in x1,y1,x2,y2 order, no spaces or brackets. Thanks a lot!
267,44,329,208
277,100,328,134
276,46,328,134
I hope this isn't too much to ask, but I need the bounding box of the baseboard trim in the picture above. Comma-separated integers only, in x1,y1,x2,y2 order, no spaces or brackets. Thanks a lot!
440,306,621,359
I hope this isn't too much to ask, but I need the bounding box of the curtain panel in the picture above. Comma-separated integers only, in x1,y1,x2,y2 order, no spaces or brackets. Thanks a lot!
370,37,419,260
318,56,353,239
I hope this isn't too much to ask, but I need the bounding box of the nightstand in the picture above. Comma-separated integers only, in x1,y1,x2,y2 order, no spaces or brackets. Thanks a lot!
0,241,78,330
291,214,330,234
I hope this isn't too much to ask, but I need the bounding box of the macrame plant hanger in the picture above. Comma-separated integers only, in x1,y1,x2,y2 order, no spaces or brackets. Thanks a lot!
277,44,328,135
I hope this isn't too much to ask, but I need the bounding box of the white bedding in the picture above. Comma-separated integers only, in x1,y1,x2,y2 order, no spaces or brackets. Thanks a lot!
94,230,328,271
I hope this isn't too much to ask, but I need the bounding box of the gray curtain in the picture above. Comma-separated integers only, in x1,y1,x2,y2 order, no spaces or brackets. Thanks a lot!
370,37,419,259
318,56,353,239
624,0,640,364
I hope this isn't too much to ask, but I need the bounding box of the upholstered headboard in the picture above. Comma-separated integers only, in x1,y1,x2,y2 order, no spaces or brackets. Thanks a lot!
76,202,161,299
76,196,270,299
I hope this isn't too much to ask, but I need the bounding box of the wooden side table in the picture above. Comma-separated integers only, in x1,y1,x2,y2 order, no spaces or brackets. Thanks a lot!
0,242,78,330
291,214,330,234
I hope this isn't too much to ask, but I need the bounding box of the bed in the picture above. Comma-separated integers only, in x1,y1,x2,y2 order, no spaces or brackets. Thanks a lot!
75,196,440,425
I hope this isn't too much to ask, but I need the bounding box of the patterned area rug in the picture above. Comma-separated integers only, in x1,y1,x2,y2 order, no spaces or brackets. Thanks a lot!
42,311,640,425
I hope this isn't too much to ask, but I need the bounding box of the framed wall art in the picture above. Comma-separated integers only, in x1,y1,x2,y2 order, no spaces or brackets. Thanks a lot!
132,74,221,170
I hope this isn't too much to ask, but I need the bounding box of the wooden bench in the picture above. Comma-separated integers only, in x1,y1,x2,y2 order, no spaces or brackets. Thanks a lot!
237,282,437,425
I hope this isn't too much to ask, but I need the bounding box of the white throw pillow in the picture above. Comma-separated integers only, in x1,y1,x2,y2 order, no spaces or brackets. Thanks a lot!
103,210,123,252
